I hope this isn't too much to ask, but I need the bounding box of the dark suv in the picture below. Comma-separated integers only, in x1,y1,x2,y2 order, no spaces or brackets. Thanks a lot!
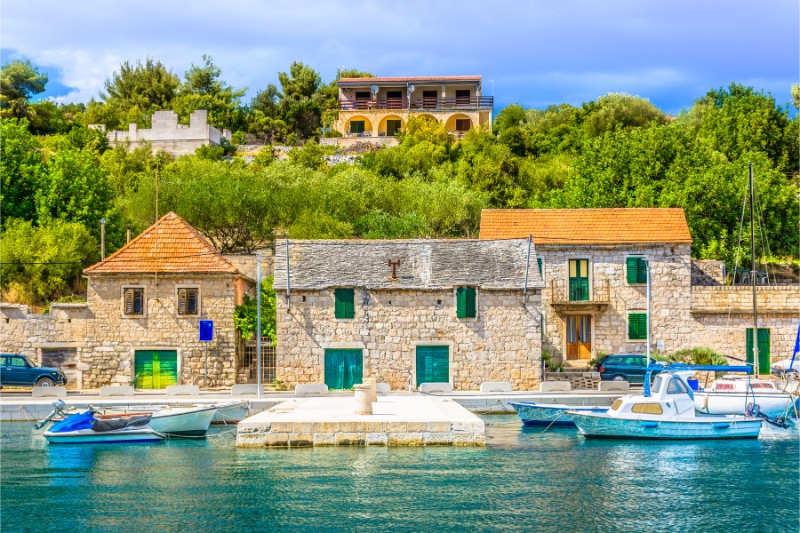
0,354,67,387
594,354,663,383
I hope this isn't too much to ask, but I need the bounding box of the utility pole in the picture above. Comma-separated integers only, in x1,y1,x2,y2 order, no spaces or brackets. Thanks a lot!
256,252,263,399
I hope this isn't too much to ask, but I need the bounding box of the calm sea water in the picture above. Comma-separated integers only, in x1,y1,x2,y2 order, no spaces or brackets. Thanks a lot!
1,416,798,532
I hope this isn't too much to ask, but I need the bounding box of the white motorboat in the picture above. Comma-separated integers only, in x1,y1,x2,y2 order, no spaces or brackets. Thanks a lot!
43,409,165,444
693,376,796,419
147,404,219,436
570,368,762,440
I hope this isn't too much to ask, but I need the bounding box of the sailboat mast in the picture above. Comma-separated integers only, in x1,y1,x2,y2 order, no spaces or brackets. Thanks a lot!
749,162,759,378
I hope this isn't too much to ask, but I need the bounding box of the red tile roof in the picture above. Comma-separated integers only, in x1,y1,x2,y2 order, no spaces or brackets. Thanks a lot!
84,212,241,275
479,209,692,245
338,76,481,84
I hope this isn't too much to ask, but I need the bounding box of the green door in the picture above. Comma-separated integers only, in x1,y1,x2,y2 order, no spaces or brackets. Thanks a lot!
134,350,178,389
416,346,449,387
324,349,363,390
569,259,589,301
746,328,771,375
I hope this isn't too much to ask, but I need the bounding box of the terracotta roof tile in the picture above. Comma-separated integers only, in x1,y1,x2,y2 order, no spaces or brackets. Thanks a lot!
84,212,241,275
479,209,692,245
338,76,481,84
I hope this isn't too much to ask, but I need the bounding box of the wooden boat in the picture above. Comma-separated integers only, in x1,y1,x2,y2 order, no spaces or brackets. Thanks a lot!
43,410,164,444
510,402,607,427
570,367,762,440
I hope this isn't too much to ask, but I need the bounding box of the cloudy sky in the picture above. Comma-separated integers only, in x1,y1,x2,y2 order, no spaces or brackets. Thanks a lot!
1,0,797,114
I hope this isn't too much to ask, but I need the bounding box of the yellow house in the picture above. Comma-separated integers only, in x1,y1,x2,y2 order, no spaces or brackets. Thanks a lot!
333,76,493,141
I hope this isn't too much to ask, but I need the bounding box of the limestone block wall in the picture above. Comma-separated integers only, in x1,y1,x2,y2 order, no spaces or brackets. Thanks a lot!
276,288,542,391
82,274,240,388
539,244,693,360
690,286,800,362
0,304,93,361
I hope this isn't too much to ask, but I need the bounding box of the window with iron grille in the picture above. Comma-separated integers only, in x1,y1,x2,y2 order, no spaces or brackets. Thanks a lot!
177,287,199,315
123,288,144,315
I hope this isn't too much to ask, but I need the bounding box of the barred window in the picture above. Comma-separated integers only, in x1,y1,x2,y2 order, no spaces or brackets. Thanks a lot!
177,288,199,315
123,288,144,315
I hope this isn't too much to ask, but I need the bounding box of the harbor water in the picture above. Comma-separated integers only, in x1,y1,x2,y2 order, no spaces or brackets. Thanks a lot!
2,416,798,532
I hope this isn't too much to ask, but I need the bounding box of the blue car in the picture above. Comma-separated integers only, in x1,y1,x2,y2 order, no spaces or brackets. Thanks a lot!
594,354,664,383
0,354,67,388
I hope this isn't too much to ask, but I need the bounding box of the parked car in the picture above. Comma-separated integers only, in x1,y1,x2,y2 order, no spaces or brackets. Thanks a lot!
0,354,67,387
593,354,664,383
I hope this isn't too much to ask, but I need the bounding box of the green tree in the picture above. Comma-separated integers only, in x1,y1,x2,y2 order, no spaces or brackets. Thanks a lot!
0,60,48,120
233,276,277,343
172,55,246,130
96,58,180,128
584,93,664,137
277,62,322,140
0,218,97,305
0,118,45,223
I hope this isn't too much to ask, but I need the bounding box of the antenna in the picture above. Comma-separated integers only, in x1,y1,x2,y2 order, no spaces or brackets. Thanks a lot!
370,84,379,94
407,84,415,93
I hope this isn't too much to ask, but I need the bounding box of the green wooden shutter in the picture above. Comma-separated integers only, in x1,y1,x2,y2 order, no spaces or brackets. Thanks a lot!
627,257,647,284
178,289,187,314
537,257,543,276
746,328,771,374
125,289,134,314
334,288,355,319
628,313,647,340
416,346,449,386
456,287,476,318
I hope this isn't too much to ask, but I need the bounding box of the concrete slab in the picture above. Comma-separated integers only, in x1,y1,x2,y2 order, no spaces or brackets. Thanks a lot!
236,395,485,448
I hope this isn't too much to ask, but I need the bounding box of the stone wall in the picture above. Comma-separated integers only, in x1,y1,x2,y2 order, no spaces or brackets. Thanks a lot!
690,286,800,362
276,288,542,391
0,274,242,389
539,244,694,362
691,259,725,286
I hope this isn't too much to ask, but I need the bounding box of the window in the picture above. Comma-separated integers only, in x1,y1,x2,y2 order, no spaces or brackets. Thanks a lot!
456,287,476,318
455,118,471,131
536,257,543,277
386,120,402,136
628,312,648,340
667,378,689,395
350,121,365,134
334,288,355,319
568,259,589,301
354,91,370,109
455,89,471,105
626,257,648,284
386,91,402,109
177,288,199,315
631,403,663,415
9,356,28,368
123,288,144,315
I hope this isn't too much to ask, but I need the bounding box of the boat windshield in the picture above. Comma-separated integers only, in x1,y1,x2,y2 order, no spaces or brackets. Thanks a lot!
651,375,664,394
667,377,690,395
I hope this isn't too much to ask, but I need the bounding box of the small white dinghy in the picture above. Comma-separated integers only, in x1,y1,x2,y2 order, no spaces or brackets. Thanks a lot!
693,376,795,419
570,367,762,440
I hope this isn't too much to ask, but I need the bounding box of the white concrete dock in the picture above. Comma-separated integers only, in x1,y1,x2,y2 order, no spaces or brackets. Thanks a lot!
236,394,485,447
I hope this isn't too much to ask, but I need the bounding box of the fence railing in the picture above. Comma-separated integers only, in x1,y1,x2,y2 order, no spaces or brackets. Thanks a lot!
338,96,493,111
242,340,276,383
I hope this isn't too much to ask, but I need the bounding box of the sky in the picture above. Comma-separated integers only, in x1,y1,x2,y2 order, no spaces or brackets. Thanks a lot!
1,0,798,115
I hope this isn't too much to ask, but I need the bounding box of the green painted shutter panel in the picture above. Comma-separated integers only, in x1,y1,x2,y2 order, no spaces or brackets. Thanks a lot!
628,313,647,340
637,259,648,284
335,289,355,319
135,350,177,389
416,346,449,386
627,257,647,284
135,351,154,389
746,328,771,374
537,257,543,276
324,349,363,389
456,288,476,318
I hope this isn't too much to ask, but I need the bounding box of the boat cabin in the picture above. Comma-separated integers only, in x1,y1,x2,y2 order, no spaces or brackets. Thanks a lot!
608,372,696,418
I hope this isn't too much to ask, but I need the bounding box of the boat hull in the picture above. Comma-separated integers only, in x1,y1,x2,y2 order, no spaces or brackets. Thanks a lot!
44,428,164,444
571,412,762,440
510,402,607,427
148,405,218,436
693,392,794,418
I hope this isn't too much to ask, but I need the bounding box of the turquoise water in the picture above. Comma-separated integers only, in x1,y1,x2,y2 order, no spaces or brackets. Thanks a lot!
2,417,798,532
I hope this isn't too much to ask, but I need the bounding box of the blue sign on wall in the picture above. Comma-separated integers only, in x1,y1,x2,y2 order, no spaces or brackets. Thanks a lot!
199,320,214,342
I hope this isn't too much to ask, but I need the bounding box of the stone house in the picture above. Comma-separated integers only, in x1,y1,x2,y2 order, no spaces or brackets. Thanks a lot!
0,212,253,389
328,76,493,147
91,110,232,156
480,208,799,372
273,239,544,391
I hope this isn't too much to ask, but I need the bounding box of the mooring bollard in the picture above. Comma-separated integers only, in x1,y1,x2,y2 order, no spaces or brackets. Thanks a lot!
353,384,373,415
363,377,377,403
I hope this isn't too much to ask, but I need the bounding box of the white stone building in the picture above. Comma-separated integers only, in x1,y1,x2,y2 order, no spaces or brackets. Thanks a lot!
273,239,544,391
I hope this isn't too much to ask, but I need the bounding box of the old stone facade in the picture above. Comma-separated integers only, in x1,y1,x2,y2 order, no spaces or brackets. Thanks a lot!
91,110,232,156
274,239,544,391
0,213,252,389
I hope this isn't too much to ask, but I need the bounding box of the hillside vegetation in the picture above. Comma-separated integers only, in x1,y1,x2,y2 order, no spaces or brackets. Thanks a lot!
1,58,798,307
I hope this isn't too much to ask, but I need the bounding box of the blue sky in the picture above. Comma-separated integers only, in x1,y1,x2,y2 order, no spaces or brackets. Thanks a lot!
1,0,797,115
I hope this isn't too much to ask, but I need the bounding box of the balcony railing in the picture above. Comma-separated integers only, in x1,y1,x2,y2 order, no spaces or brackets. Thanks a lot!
339,96,493,112
550,279,611,304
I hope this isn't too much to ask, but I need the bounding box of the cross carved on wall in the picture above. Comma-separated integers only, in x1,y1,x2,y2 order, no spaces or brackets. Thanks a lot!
388,259,400,279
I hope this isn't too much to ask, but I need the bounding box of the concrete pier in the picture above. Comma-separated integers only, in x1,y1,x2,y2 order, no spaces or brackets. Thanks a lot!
236,395,485,447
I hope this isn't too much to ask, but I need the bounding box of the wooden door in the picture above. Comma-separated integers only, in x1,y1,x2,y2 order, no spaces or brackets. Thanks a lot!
566,315,592,360
746,328,771,375
416,346,449,386
324,349,363,390
135,350,178,389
